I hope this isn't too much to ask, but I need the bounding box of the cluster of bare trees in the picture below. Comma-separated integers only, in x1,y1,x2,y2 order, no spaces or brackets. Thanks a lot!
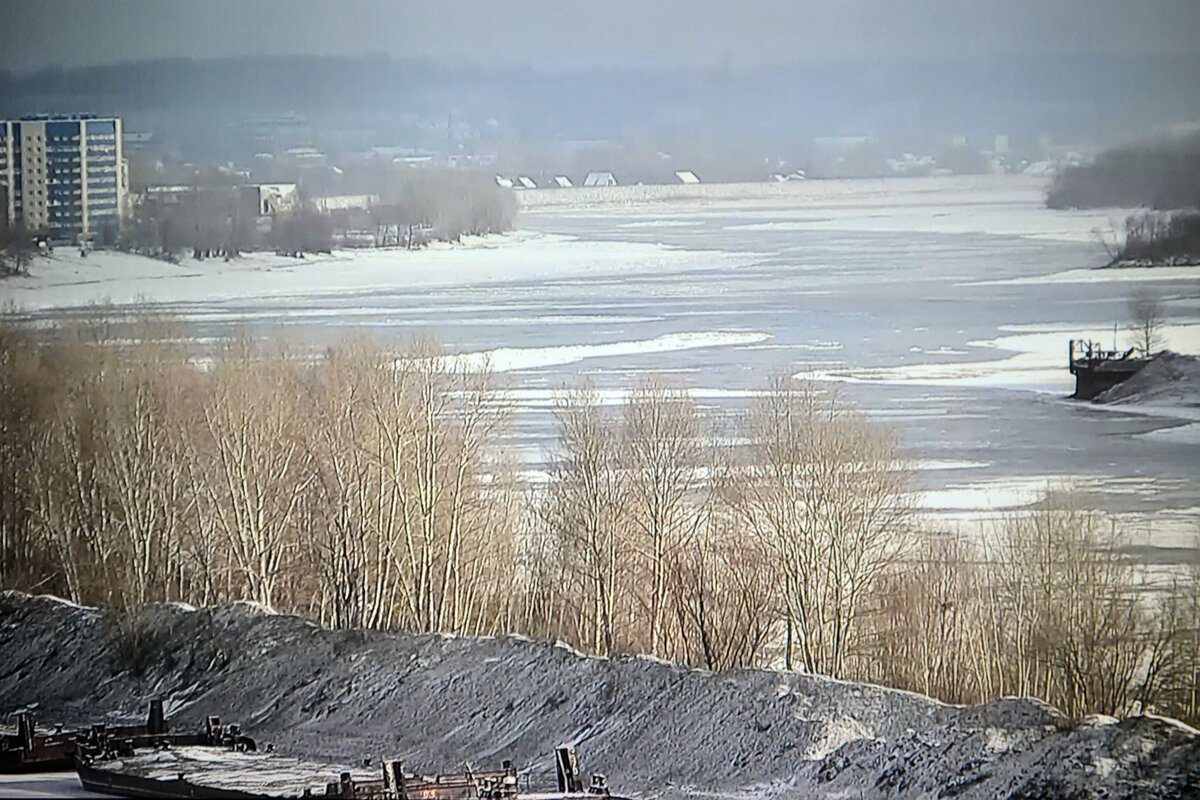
120,168,514,263
871,499,1200,722
0,216,37,277
368,168,517,243
119,173,262,261
1047,132,1200,211
1111,211,1200,267
0,319,520,633
528,377,913,675
1,316,1198,725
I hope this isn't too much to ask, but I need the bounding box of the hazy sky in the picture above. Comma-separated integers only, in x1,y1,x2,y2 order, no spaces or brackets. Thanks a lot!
3,0,1199,73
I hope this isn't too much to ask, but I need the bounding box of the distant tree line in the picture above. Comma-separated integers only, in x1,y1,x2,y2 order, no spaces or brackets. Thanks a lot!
1101,210,1200,267
0,222,36,278
367,168,516,244
4,53,1199,167
0,187,38,277
121,169,514,261
1047,133,1200,210
0,316,1197,725
122,174,261,262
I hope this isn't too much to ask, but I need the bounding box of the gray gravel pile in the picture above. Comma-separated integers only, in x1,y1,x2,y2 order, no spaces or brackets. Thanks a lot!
1,592,1197,799
1094,351,1200,407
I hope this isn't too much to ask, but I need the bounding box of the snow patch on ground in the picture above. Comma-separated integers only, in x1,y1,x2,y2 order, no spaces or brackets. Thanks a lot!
985,727,1024,754
806,717,875,760
970,264,1200,287
522,176,1136,247
1137,423,1200,445
435,331,772,373
4,233,747,313
801,323,1200,397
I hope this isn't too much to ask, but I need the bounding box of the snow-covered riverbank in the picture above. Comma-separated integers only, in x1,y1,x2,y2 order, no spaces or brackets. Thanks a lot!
2,232,744,312
5,175,1198,535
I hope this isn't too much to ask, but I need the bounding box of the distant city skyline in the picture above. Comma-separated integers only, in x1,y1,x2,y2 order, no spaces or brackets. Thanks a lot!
3,0,1199,74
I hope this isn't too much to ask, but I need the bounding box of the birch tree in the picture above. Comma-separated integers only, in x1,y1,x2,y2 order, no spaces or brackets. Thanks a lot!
200,336,315,609
623,378,704,659
540,383,628,655
738,377,912,678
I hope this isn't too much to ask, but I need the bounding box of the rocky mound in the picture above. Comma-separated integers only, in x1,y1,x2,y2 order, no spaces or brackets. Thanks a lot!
1,592,1197,799
1094,351,1200,407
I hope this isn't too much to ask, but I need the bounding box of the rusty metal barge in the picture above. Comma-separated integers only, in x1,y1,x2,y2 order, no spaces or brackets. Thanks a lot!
0,699,167,772
1068,339,1150,400
75,720,624,800
7,702,627,798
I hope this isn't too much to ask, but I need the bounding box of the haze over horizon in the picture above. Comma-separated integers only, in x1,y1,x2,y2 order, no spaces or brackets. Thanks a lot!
3,0,1199,74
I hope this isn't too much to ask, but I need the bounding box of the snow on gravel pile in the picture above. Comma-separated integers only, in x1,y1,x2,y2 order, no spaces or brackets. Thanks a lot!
1094,351,1200,407
1,592,1197,799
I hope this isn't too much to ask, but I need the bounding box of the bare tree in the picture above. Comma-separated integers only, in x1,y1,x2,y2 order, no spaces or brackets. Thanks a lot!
359,340,509,634
1091,219,1121,264
1177,548,1200,724
737,377,913,678
669,469,775,670
622,378,705,659
198,335,315,609
870,534,1001,704
1128,289,1166,357
540,383,629,655
1,222,36,277
99,337,195,605
303,338,382,629
992,491,1174,718
0,317,58,591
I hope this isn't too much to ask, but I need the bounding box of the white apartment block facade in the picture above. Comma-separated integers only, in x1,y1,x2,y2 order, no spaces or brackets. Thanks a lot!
0,114,127,242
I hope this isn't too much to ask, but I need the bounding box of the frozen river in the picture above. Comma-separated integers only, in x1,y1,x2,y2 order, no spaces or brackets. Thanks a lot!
10,176,1200,551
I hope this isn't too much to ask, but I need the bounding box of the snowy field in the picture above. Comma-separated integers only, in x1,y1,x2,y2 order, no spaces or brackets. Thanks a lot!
5,175,1199,546
3,230,742,311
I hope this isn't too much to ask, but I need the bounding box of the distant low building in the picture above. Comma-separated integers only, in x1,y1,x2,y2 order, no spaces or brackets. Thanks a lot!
140,184,194,206
675,170,701,184
516,176,537,189
243,183,299,216
122,130,154,153
283,146,328,170
495,176,514,188
583,171,617,187
142,182,300,220
308,194,378,213
553,175,573,188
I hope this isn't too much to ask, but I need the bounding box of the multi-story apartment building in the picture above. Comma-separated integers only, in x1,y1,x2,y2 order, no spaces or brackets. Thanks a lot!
0,114,126,243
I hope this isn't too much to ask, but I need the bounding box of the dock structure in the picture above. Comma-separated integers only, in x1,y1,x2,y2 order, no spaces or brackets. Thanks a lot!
73,725,622,800
6,702,625,798
1,700,166,772
1069,339,1149,400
